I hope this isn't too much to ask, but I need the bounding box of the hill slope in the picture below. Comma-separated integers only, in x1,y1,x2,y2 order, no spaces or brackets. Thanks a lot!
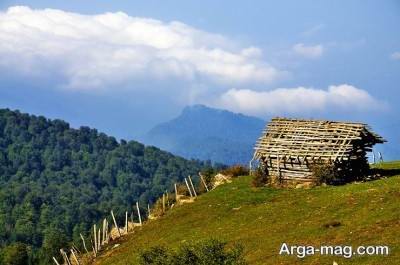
0,108,213,264
96,162,400,265
141,105,266,165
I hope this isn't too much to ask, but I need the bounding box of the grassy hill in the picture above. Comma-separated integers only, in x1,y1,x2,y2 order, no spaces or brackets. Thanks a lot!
95,161,400,265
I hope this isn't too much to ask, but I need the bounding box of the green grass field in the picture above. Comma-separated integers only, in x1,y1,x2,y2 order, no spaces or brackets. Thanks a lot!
95,162,400,265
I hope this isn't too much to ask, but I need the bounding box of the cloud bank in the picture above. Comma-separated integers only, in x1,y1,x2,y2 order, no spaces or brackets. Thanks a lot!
292,43,324,59
0,6,386,119
213,84,385,116
0,6,283,90
390,52,400,60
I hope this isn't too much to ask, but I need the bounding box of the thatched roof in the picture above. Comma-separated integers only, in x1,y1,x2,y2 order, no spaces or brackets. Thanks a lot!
254,118,385,162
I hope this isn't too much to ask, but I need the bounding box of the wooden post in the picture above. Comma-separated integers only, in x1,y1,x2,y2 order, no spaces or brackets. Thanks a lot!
125,211,128,234
276,152,281,181
162,193,166,213
52,257,61,265
103,220,107,244
90,238,96,257
70,249,80,265
111,210,121,237
80,234,89,254
184,178,193,197
166,192,170,207
199,174,209,192
72,244,80,255
147,203,151,216
66,251,72,265
174,183,179,201
93,225,97,253
188,175,197,197
136,202,142,225
98,228,101,251
102,219,106,245
65,253,72,265
105,221,109,243
60,249,71,265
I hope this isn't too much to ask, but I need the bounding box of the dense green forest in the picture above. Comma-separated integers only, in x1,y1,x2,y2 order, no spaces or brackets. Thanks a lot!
0,108,217,264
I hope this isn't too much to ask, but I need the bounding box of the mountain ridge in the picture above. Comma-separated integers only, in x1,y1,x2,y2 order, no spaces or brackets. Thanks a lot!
141,105,266,165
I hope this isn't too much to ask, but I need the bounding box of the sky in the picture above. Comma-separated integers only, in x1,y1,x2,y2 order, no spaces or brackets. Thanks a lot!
0,1,399,158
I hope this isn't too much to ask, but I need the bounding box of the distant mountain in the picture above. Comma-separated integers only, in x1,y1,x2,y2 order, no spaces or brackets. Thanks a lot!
141,105,266,165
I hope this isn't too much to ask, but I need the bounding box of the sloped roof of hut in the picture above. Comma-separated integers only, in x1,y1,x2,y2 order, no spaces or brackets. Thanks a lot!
254,118,385,162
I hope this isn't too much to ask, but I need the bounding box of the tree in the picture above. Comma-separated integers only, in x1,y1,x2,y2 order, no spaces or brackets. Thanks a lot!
38,228,68,265
0,108,215,263
1,242,29,265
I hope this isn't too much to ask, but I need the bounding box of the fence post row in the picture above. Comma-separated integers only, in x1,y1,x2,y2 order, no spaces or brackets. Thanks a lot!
71,173,210,262
184,178,193,197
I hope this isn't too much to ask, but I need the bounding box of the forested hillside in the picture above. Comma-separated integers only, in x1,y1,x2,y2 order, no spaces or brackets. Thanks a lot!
0,108,214,264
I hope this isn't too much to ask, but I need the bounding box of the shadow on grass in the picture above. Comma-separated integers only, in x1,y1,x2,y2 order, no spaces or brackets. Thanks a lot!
371,168,400,177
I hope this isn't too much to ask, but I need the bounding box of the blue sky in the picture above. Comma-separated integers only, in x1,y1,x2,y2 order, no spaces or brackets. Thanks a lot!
0,1,399,158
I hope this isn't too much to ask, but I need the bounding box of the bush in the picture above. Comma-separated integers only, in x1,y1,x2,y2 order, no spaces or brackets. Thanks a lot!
1,242,29,265
251,166,269,187
198,168,219,193
221,165,249,178
150,193,176,218
139,239,247,265
178,239,246,265
197,174,214,194
176,183,192,197
140,246,172,265
310,162,340,185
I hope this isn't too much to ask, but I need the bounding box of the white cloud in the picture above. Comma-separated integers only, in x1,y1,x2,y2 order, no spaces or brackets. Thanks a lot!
0,6,284,90
390,52,400,60
292,43,324,59
301,24,325,37
212,84,385,116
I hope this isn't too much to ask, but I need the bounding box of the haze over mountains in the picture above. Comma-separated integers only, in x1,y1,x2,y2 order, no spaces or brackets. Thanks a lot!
141,105,266,165
141,104,399,165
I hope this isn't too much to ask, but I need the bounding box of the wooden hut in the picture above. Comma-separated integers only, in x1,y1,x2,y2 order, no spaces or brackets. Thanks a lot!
253,118,386,185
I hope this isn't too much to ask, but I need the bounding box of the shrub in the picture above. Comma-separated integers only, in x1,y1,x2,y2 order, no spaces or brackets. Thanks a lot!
176,183,192,197
175,239,246,265
139,239,247,265
140,246,172,265
221,165,249,178
198,168,219,193
310,162,340,185
251,166,269,187
200,167,219,178
197,173,214,194
1,242,29,265
150,193,176,218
